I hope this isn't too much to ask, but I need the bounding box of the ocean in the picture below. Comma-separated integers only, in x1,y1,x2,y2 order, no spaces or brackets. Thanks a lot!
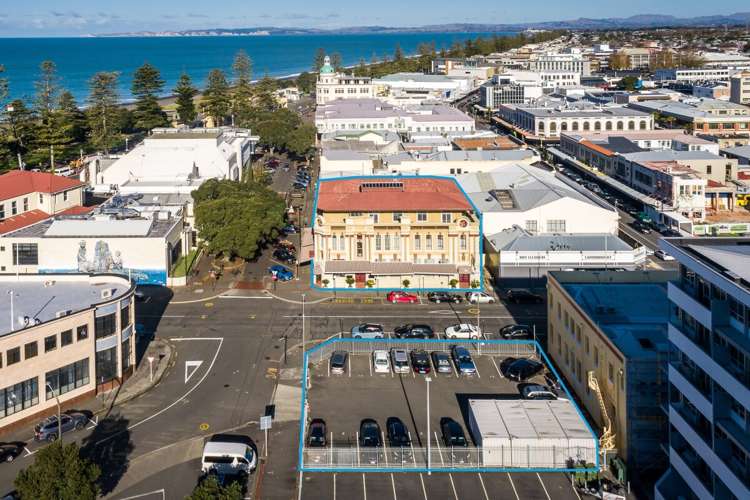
0,32,508,104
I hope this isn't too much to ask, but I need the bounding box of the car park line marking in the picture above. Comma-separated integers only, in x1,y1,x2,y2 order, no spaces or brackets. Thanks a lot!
491,357,503,378
185,360,204,384
87,416,98,430
448,474,459,500
390,474,397,500
536,473,552,500
369,357,372,376
409,437,417,466
332,473,336,500
297,472,303,500
348,355,352,377
507,473,520,500
362,473,367,500
477,473,490,500
282,315,545,319
418,474,428,500
23,447,37,457
474,361,481,379
116,489,166,500
434,432,445,466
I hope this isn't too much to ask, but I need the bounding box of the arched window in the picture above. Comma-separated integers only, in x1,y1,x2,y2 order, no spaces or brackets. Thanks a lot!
437,234,444,250
561,122,568,131
460,235,467,250
583,121,590,131
605,121,612,131
414,235,421,250
332,235,337,249
572,121,579,131
628,121,635,130
594,121,601,131
538,121,545,132
384,234,390,251
394,234,400,250
426,235,432,250
375,234,382,251
550,122,557,132
616,121,624,130
640,121,647,130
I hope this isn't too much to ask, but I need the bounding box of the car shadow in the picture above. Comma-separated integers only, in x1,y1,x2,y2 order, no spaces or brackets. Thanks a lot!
80,414,133,496
134,285,173,361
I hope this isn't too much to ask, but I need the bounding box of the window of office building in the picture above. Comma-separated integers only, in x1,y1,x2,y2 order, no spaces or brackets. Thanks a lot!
121,304,131,329
525,220,538,233
77,324,89,341
546,220,566,233
95,347,118,385
122,338,132,372
61,330,73,347
44,335,57,352
95,313,117,339
12,243,38,265
46,359,89,400
24,342,38,359
6,347,21,365
0,377,39,418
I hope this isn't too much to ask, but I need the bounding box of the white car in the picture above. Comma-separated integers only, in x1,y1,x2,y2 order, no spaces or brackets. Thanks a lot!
372,350,391,373
444,324,482,339
465,292,495,304
655,250,675,261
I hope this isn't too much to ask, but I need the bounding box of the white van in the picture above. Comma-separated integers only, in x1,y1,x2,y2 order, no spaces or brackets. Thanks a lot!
201,436,257,478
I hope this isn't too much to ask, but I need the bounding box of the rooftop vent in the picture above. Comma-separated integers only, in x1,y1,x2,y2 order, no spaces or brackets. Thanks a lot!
101,288,114,299
359,181,404,192
55,309,72,318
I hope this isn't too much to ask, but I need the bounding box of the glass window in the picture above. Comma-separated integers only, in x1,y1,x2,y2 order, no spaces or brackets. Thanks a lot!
0,204,4,219
46,358,89,400
24,341,38,359
95,313,117,339
417,212,427,222
460,235,467,250
121,304,131,329
394,235,400,251
437,234,444,250
441,213,451,224
525,220,538,233
95,347,118,385
375,234,382,251
61,330,73,347
339,235,345,251
546,220,566,232
122,337,132,372
23,197,28,212
393,212,402,222
11,201,17,216
7,347,21,365
426,235,432,250
44,335,57,352
12,243,38,265
0,377,38,418
370,213,379,223
77,325,89,341
384,235,390,251
414,235,421,250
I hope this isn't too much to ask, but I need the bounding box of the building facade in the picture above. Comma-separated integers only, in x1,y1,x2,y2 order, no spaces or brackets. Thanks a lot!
655,238,750,500
547,270,674,473
731,70,750,106
0,273,135,432
316,56,374,105
528,51,592,76
313,177,481,289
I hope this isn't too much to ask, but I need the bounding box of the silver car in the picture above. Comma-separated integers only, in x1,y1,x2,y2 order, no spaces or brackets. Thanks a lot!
351,323,385,339
391,349,410,373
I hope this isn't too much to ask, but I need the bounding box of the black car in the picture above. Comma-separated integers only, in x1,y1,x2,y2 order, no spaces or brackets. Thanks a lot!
0,443,23,463
426,292,462,304
500,324,532,339
440,417,467,447
386,417,411,447
505,289,544,304
501,357,544,382
393,324,435,339
293,182,308,190
330,350,347,375
308,418,327,447
273,249,296,264
359,419,383,447
410,350,431,374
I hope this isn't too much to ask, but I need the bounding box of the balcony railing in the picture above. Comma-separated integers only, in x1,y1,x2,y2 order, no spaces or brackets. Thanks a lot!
672,401,712,445
671,360,712,398
673,442,714,492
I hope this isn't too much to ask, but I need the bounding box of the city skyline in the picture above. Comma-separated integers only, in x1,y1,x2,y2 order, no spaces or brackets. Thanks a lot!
0,1,749,37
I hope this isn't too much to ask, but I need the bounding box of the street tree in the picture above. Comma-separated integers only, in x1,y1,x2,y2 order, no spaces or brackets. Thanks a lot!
131,62,168,131
173,72,198,125
15,441,101,500
254,74,279,113
607,52,629,71
285,122,316,160
203,69,230,126
187,475,242,500
192,179,286,260
231,50,254,126
86,71,122,153
295,71,316,94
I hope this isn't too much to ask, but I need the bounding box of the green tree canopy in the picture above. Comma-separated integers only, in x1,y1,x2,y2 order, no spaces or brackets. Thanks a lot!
231,50,254,126
203,69,230,126
312,47,326,72
330,52,343,71
131,62,168,131
187,475,243,500
86,71,122,153
4,99,37,168
174,72,198,125
15,441,100,500
193,179,286,260
295,71,316,94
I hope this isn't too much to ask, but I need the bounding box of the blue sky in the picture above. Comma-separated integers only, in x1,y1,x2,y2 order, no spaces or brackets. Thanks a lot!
0,1,748,36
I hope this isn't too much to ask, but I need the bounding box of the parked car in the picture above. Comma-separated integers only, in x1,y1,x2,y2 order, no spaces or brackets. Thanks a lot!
504,289,544,304
282,224,298,234
501,357,544,382
410,350,431,374
386,291,419,304
292,182,308,190
307,419,327,447
351,323,385,339
386,417,411,447
465,292,495,304
655,249,675,261
521,384,562,401
634,222,651,234
34,412,87,441
359,419,382,447
330,351,348,375
393,324,434,339
391,349,410,373
440,417,468,448
268,264,294,281
500,324,532,339
372,350,391,373
0,443,23,463
201,434,257,478
273,249,296,264
431,351,453,374
451,346,476,375
444,323,481,339
427,292,462,304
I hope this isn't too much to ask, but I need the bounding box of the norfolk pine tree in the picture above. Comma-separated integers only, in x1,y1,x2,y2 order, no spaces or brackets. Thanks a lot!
33,60,71,170
203,69,230,126
312,47,326,72
131,62,168,131
173,73,198,125
231,50,254,127
86,71,121,153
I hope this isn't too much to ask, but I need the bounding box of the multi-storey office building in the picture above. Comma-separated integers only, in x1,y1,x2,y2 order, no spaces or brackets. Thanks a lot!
731,70,750,106
655,238,750,500
316,56,374,105
0,273,135,432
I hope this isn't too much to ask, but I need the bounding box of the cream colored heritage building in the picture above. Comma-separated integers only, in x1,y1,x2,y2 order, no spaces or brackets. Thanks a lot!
316,56,374,105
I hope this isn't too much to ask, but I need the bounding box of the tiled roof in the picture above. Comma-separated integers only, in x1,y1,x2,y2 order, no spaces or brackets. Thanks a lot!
580,140,615,157
0,170,83,201
316,178,473,212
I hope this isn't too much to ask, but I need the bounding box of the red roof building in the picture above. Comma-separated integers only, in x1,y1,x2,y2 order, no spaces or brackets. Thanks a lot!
0,170,83,201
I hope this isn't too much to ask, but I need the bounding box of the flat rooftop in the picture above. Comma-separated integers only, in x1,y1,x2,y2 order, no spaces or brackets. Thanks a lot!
6,215,180,239
0,276,131,337
663,238,750,293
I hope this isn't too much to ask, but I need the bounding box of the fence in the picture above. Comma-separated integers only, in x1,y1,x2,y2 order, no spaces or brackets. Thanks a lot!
306,338,538,366
302,444,597,471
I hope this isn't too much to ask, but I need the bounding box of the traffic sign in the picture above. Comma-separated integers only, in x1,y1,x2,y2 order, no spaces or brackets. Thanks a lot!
260,415,272,430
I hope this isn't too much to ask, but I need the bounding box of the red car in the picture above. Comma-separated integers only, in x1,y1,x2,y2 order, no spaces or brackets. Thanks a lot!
387,291,419,304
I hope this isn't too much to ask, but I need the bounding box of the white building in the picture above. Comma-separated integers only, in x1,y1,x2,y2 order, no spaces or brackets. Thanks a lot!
529,50,592,76
654,68,735,83
699,51,750,70
314,98,475,136
730,70,750,105
372,73,470,104
655,238,750,500
456,165,620,237
315,56,374,105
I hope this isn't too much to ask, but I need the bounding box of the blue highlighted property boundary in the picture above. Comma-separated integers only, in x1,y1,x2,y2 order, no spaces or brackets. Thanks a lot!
296,337,601,474
308,174,485,293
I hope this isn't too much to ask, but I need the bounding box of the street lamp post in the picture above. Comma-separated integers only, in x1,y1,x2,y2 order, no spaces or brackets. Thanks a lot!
45,383,62,443
425,376,432,475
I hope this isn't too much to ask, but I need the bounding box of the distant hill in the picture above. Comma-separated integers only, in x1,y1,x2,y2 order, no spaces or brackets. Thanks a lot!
95,12,750,37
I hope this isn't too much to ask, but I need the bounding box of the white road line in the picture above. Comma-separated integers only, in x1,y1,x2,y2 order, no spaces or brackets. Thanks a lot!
570,474,582,500
477,473,490,500
507,473,520,500
116,489,166,500
448,474,459,500
369,356,372,377
391,473,398,500
434,431,445,466
86,416,99,430
536,473,552,500
491,357,503,378
297,472,304,500
218,295,273,299
23,447,36,457
419,474,428,500
348,355,352,378
333,473,337,500
410,439,417,466
96,337,223,446
362,473,367,500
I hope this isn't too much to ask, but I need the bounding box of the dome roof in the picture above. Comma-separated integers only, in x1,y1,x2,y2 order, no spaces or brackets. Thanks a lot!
320,55,335,74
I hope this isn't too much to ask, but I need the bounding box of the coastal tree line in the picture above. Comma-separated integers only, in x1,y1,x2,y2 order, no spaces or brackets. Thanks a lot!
0,50,316,173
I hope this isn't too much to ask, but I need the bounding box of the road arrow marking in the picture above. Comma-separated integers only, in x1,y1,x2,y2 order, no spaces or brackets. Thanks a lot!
185,360,204,384
87,415,99,430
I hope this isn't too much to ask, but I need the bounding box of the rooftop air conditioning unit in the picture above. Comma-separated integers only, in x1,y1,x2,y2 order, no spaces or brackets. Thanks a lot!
43,280,56,287
101,288,114,299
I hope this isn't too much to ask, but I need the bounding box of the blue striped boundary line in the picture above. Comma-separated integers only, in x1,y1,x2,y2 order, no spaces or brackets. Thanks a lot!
309,174,485,293
297,337,600,473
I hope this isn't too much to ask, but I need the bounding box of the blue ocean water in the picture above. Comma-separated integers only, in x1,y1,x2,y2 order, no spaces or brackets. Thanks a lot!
0,32,508,104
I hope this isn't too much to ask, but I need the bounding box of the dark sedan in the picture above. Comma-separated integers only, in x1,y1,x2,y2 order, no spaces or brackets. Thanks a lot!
504,289,544,304
308,418,327,447
273,249,296,264
0,443,23,463
393,324,434,339
410,350,431,374
500,324,532,339
359,419,382,447
500,357,544,381
426,292,462,304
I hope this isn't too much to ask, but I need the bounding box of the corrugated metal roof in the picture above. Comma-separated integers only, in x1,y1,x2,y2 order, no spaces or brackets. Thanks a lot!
45,219,153,237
